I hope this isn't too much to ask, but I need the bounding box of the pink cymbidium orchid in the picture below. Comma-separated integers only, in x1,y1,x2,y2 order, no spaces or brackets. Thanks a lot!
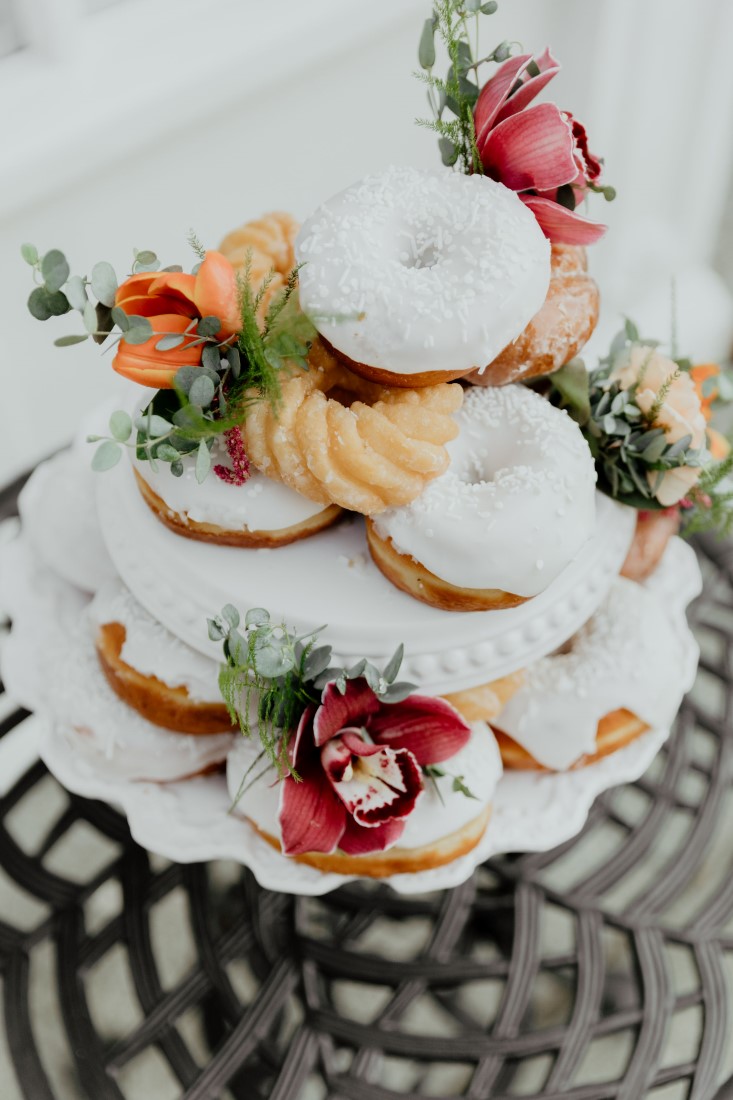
474,49,607,245
279,678,471,857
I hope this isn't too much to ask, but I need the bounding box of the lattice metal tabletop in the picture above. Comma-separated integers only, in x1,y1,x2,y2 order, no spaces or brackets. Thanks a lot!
2,471,733,1100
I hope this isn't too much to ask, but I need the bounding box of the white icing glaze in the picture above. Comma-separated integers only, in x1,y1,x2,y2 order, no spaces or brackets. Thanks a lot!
495,576,694,770
296,166,551,375
18,449,116,593
226,721,502,851
132,442,329,533
373,385,596,595
88,579,222,702
51,617,234,782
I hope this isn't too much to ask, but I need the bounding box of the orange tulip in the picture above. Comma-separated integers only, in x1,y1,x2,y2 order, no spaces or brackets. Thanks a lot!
690,363,719,422
113,315,203,389
112,252,240,388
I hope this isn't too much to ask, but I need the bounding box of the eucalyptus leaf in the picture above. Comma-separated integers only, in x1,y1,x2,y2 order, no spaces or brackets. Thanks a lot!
134,413,171,437
109,410,132,442
41,249,70,293
20,243,38,266
47,290,70,316
28,287,52,321
93,302,114,345
642,435,668,463
480,0,498,11
64,274,88,311
222,604,241,629
245,608,269,628
161,264,184,273
83,301,98,334
173,365,199,395
53,334,88,347
156,334,185,351
439,137,458,166
195,439,211,483
189,374,216,408
383,643,404,684
666,433,692,459
551,359,590,425
123,316,154,344
155,443,180,462
382,681,418,703
196,315,221,338
303,645,332,680
111,306,131,332
202,345,222,371
91,440,122,472
226,346,241,378
418,17,436,69
135,249,157,265
207,618,225,641
90,261,118,307
170,460,184,477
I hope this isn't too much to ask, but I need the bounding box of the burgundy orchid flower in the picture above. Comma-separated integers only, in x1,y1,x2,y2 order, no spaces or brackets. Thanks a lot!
278,678,471,857
474,48,607,245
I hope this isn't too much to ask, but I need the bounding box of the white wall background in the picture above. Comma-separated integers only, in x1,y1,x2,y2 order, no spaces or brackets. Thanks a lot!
2,0,733,483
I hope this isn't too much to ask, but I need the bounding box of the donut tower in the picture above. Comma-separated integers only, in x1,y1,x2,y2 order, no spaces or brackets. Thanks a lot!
10,15,711,887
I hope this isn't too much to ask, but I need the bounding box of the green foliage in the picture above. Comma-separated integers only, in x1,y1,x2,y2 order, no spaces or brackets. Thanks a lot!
415,0,506,173
206,607,414,783
547,322,733,537
423,764,478,803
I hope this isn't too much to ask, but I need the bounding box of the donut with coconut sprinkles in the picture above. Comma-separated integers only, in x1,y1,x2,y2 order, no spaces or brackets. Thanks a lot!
367,384,597,611
296,166,551,387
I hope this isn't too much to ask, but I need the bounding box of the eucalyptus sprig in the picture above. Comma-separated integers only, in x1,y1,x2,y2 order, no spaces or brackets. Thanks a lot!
206,606,416,779
547,320,733,533
415,0,508,172
23,243,187,349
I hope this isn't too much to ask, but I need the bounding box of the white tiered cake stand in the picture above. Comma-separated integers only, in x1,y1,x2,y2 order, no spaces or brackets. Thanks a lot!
0,444,702,895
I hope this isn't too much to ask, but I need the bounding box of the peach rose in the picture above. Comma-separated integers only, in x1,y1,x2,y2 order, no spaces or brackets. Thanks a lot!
112,251,239,389
610,346,707,507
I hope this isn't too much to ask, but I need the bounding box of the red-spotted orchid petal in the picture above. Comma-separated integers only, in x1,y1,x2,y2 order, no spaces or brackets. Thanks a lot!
338,816,407,855
520,195,607,245
278,746,345,857
313,680,381,746
479,102,578,193
368,695,471,766
320,734,423,829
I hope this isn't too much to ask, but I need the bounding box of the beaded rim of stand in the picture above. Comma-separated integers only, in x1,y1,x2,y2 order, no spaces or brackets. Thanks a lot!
2,471,733,1100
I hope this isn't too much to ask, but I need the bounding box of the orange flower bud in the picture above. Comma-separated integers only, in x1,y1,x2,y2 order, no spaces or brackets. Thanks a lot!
112,314,203,389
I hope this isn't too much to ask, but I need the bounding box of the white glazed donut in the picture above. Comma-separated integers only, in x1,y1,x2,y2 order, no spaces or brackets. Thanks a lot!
51,619,234,781
132,443,341,548
226,721,502,852
494,575,697,770
296,166,551,386
367,385,596,611
89,580,222,703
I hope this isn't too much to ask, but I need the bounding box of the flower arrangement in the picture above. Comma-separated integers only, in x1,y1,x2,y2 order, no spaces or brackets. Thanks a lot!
548,322,733,533
416,0,614,243
207,606,474,857
22,239,312,483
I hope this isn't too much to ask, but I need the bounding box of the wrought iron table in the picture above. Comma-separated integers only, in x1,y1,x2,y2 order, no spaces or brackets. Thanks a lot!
2,469,733,1100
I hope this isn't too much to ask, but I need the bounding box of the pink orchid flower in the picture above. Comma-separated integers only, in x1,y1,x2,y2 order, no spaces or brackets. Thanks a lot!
279,678,471,857
474,48,607,245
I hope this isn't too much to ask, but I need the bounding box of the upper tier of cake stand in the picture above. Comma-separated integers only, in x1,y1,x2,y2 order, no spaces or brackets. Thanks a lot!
97,458,636,694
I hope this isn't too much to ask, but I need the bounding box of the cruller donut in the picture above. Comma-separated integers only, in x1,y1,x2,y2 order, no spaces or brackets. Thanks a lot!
296,166,550,387
468,244,600,388
244,338,463,515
